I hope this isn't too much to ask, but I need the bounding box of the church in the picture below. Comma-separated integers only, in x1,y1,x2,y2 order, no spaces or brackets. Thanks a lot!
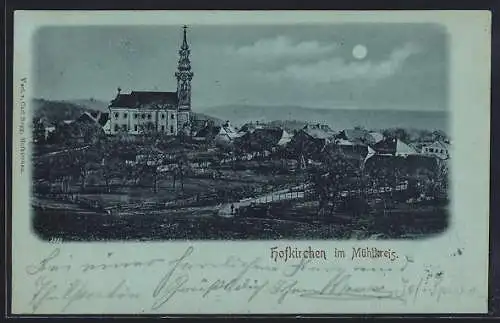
108,26,194,136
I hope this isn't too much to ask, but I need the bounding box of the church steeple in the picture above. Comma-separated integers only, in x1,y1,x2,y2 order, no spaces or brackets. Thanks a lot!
175,25,194,111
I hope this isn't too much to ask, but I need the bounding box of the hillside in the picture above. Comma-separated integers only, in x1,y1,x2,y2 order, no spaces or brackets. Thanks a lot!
32,99,104,123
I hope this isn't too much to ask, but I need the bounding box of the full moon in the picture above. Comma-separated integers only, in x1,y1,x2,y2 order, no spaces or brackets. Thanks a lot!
352,44,368,60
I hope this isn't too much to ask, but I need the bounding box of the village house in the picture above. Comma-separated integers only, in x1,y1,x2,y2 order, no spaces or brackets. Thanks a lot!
214,121,242,147
192,122,220,143
372,137,418,157
237,122,264,135
194,120,242,147
34,117,56,141
367,131,385,144
235,127,292,156
287,124,336,161
419,141,450,160
336,128,375,145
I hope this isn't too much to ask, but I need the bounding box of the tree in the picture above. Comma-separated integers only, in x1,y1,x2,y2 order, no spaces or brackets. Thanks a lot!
382,128,410,143
312,152,359,217
100,153,125,193
33,155,72,193
172,153,190,192
138,148,167,193
32,118,46,144
65,148,102,192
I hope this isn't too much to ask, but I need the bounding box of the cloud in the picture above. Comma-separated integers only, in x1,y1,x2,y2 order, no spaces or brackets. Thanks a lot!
257,42,422,84
226,36,338,60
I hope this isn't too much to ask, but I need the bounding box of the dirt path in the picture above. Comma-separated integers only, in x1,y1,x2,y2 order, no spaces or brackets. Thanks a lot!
217,184,311,216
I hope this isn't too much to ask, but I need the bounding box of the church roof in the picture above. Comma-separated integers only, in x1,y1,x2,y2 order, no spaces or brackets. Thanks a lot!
110,91,178,108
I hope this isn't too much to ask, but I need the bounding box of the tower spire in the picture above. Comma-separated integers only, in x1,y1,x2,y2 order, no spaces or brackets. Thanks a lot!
175,25,194,134
181,25,189,50
175,25,194,110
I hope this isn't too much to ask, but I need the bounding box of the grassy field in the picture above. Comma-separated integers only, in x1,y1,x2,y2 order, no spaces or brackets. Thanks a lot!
32,199,449,241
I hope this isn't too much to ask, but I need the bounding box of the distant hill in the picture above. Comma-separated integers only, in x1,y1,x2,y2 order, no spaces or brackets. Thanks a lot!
67,98,110,112
264,120,309,132
191,112,224,126
32,98,104,123
201,104,449,132
32,98,225,129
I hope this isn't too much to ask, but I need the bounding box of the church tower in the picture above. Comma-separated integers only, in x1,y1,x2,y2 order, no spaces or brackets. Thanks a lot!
175,25,194,133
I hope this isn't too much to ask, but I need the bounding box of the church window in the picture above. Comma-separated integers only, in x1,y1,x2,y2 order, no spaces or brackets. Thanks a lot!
147,114,152,120
161,125,165,132
141,113,146,119
429,148,434,153
122,124,127,131
134,125,138,131
124,113,128,119
114,112,119,119
170,125,174,134
161,114,165,119
134,113,138,119
171,114,175,119
114,124,119,132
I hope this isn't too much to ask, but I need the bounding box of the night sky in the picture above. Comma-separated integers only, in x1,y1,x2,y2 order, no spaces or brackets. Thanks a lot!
34,23,448,111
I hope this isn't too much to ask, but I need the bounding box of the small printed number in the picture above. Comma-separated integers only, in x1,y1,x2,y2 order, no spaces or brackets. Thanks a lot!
49,237,62,244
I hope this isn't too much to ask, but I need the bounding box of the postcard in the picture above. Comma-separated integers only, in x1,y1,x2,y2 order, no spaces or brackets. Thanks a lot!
11,10,491,314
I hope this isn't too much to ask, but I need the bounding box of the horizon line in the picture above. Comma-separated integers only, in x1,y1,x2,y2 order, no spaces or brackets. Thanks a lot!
32,97,448,113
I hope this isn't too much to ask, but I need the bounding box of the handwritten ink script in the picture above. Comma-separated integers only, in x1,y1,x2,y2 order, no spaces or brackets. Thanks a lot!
23,247,479,314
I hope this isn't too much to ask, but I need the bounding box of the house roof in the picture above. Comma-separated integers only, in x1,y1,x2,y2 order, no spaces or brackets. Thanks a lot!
336,138,355,146
301,124,335,140
97,113,109,126
75,111,110,128
368,132,384,144
373,137,417,156
195,123,242,139
237,128,288,151
238,122,263,134
337,129,370,145
76,112,98,124
109,91,178,108
218,124,243,139
277,129,292,146
395,140,418,156
195,125,220,138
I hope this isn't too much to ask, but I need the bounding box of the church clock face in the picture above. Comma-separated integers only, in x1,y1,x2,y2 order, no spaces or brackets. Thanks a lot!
181,74,187,81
